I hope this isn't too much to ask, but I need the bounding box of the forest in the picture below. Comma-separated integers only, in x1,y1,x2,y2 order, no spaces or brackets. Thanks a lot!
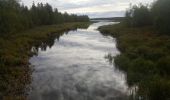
0,0,89,35
99,0,170,100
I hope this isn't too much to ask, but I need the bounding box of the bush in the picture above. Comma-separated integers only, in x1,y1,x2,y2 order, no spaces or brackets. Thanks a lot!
156,56,170,76
114,54,130,71
151,0,170,34
125,4,152,27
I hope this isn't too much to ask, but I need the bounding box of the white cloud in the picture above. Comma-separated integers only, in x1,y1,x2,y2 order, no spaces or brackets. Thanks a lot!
61,3,128,13
20,0,155,18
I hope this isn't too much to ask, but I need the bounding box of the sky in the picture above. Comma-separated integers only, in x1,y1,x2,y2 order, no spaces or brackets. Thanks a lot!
20,0,155,18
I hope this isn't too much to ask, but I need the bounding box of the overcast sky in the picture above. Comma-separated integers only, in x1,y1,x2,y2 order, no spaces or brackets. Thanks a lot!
20,0,154,18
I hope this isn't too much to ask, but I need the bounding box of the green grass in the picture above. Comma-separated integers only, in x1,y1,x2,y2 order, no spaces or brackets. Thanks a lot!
99,23,170,100
0,22,90,99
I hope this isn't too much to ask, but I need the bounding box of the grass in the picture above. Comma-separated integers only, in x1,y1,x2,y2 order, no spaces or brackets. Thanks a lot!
98,23,170,100
0,22,90,99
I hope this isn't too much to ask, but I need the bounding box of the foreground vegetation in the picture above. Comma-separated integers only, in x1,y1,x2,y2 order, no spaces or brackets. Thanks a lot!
0,22,90,99
99,0,170,100
99,23,170,100
98,16,170,100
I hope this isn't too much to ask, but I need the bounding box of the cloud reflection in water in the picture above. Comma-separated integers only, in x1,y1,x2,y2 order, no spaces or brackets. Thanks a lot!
29,22,128,100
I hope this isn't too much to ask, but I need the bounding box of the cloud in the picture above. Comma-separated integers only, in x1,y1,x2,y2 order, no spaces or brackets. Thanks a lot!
60,3,129,13
79,11,125,18
20,0,154,18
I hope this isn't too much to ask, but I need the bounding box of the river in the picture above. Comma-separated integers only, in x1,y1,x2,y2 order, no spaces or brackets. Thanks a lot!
29,21,128,100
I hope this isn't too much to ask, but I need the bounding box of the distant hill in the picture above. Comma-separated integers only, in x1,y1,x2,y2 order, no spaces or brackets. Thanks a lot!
91,17,124,22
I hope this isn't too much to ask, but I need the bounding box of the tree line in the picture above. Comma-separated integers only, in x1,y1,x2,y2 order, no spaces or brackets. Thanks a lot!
0,0,89,34
124,0,170,35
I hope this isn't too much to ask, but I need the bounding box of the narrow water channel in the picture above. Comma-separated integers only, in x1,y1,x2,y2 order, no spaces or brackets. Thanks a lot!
29,21,128,100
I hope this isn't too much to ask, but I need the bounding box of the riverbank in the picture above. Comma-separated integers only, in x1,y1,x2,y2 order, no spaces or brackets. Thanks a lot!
98,23,170,100
28,21,128,100
0,22,90,99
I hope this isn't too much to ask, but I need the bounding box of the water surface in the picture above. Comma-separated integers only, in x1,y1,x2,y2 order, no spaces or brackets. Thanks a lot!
29,22,128,100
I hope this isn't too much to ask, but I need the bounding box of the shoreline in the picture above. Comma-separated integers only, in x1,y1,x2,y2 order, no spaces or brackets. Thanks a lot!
98,23,170,99
0,22,90,99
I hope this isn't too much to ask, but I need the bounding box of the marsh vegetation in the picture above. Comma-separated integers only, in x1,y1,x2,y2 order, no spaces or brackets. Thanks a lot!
99,0,170,99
